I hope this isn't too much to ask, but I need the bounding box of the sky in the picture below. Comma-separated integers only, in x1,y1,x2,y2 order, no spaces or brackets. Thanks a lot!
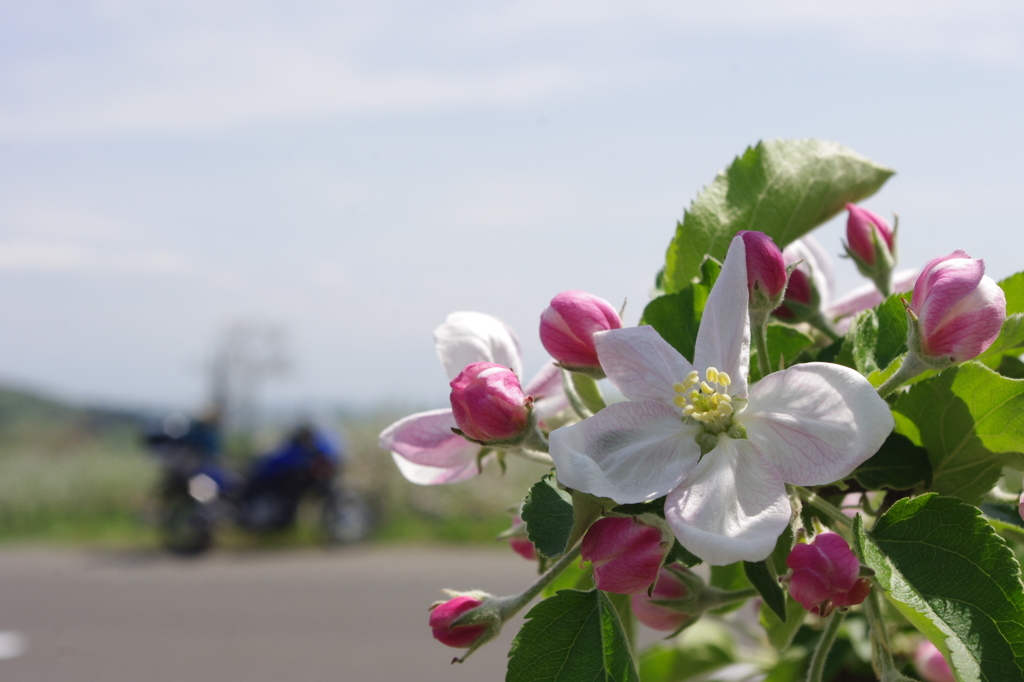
1,1,1023,413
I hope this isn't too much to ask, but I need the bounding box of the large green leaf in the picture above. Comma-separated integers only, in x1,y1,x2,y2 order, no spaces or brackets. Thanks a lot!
522,474,575,559
853,497,1024,682
507,590,639,682
853,431,931,491
641,258,721,361
892,362,1024,503
662,139,894,292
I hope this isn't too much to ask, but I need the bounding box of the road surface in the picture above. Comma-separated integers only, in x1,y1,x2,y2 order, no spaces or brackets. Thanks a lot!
0,545,545,681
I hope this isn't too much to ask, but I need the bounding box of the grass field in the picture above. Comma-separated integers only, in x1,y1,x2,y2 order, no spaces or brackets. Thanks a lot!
0,387,549,550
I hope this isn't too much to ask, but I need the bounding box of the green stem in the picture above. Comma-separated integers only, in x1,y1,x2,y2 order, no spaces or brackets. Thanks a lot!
792,485,852,529
862,586,898,678
705,587,759,608
751,313,773,378
495,542,583,619
807,310,841,342
807,610,845,682
876,352,932,399
560,368,594,420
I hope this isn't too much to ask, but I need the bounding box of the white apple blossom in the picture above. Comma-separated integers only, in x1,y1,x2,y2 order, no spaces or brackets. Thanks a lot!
550,235,893,565
380,312,566,485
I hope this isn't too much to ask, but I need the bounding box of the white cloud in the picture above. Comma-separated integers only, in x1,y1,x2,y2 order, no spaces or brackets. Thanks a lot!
0,240,193,276
2,0,1020,141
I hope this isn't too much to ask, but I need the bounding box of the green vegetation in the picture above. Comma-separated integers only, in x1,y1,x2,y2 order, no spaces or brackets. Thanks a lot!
0,387,543,550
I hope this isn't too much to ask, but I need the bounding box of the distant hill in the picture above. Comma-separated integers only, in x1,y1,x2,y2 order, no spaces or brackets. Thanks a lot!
0,386,143,442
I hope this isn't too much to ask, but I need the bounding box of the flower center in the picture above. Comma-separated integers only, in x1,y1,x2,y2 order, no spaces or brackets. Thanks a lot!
673,367,735,434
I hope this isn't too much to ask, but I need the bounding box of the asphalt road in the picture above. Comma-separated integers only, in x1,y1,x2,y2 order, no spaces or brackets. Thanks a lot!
0,545,544,682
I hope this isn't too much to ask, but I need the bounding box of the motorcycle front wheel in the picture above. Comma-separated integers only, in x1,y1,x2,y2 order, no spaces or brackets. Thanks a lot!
160,497,214,556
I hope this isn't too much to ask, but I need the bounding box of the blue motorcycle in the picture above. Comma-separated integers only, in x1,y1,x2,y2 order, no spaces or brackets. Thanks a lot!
146,420,373,555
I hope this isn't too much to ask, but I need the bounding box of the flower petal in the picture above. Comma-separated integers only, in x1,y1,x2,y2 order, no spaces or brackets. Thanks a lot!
434,312,523,380
923,275,1006,361
549,400,701,504
694,235,750,397
825,268,920,321
911,251,983,333
594,326,693,406
378,408,482,470
665,436,790,565
522,362,569,421
741,363,893,486
390,452,486,485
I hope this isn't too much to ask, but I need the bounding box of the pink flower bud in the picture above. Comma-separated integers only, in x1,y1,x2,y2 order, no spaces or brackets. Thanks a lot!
449,362,532,443
508,516,537,561
630,565,693,631
581,516,671,595
785,532,870,617
846,204,894,267
914,641,955,682
909,251,1006,362
739,231,788,305
540,291,622,371
429,595,488,648
1018,487,1023,524
773,268,814,320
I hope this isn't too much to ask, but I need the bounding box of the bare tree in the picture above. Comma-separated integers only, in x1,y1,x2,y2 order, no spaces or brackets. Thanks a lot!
207,322,290,435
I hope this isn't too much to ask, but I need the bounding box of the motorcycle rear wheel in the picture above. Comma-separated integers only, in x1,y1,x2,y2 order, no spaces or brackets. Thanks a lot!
320,489,375,545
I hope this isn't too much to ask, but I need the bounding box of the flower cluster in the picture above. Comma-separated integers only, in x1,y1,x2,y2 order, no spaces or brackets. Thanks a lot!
379,142,1016,682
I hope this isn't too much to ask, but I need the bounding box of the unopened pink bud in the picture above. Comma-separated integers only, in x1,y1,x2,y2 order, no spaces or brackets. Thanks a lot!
540,291,622,371
631,565,692,631
429,596,488,648
449,362,532,443
846,204,894,266
1018,488,1023,524
508,516,537,561
739,231,788,306
910,251,1006,362
785,532,870,616
773,268,814,320
581,516,670,595
914,641,955,682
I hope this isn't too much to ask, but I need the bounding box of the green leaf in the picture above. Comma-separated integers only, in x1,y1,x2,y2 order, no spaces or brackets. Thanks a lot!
892,362,1024,503
522,474,575,559
565,489,606,553
662,139,894,292
759,595,805,651
542,560,594,599
853,496,1024,682
845,292,910,377
665,539,703,569
507,590,639,682
641,258,721,360
709,562,751,614
744,559,786,621
749,324,814,381
637,622,736,682
853,431,932,491
998,271,1024,315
